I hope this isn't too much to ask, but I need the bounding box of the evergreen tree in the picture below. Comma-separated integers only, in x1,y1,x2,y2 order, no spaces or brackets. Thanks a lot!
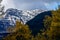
0,0,5,18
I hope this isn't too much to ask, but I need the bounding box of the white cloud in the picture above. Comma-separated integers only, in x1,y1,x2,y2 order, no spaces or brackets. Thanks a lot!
45,2,58,10
1,0,16,11
1,0,60,11
45,3,50,6
13,1,47,10
0,0,47,10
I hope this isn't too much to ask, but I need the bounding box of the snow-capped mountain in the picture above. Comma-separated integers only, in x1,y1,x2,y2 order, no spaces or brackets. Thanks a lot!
5,8,46,24
0,8,46,33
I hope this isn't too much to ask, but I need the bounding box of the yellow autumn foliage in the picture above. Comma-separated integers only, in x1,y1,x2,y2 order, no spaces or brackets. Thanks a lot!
3,21,32,40
44,8,60,40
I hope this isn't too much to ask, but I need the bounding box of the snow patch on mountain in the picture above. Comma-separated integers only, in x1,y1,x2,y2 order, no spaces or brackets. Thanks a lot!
0,8,47,33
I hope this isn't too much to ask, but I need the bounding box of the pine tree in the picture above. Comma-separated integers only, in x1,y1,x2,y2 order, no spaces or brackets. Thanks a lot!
0,0,2,3
0,0,5,18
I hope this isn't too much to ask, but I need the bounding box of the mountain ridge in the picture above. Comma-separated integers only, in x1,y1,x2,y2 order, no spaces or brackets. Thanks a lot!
0,8,46,33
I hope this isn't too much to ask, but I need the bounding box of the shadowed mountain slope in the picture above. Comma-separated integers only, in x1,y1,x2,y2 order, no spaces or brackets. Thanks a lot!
26,11,52,35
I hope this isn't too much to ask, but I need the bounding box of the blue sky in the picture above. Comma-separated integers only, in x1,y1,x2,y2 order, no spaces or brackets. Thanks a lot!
1,0,60,10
